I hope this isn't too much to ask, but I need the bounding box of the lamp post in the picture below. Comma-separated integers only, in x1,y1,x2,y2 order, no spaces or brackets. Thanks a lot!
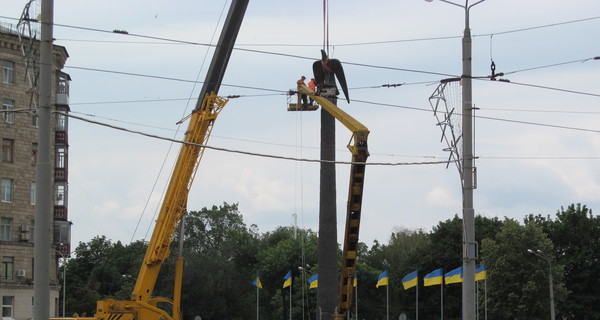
527,249,556,320
56,249,68,317
424,1,486,319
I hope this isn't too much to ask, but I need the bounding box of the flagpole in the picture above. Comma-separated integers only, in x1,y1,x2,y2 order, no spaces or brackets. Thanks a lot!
484,279,487,320
476,281,479,320
386,283,389,320
416,283,419,320
256,283,259,320
441,283,444,320
355,281,358,320
289,284,292,320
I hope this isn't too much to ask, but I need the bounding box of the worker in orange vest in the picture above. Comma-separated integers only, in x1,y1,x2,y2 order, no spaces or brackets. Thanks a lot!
307,77,317,105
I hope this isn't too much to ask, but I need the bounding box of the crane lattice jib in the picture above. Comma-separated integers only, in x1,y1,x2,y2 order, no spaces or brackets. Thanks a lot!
299,85,369,319
131,93,228,303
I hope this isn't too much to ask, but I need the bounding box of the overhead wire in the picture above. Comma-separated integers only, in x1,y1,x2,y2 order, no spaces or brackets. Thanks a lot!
3,15,594,48
60,111,453,167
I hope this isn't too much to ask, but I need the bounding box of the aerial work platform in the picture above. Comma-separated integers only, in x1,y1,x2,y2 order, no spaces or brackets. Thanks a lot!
287,86,319,111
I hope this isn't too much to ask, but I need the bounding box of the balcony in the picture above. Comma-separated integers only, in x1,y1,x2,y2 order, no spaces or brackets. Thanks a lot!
55,131,68,144
53,206,68,221
55,168,68,181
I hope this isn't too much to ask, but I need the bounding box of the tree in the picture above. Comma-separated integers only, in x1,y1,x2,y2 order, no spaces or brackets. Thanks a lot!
481,219,565,319
526,203,600,319
64,236,146,315
178,203,260,320
255,226,319,320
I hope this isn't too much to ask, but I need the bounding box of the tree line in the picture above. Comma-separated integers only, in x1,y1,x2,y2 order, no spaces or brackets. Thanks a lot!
61,202,600,320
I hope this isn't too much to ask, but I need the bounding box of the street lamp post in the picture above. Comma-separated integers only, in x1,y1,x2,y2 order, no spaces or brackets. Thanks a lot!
527,249,556,320
56,250,67,317
424,1,486,319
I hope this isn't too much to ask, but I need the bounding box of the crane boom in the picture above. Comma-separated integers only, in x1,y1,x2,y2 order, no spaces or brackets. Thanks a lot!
298,85,369,320
88,1,249,320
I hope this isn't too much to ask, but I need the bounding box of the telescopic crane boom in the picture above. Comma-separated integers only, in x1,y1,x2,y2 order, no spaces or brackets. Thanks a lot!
298,85,369,320
81,1,249,320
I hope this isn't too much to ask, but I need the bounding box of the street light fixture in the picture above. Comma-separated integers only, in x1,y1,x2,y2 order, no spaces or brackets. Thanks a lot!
527,249,556,320
423,1,487,320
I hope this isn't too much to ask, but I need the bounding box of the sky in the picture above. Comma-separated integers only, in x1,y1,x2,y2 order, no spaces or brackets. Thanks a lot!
2,0,600,249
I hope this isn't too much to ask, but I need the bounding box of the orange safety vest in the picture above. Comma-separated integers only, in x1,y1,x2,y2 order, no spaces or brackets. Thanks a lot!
308,80,316,91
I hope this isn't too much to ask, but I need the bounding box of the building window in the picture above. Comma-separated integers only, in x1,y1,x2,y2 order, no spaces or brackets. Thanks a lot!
2,99,15,124
2,139,14,163
56,147,66,168
1,179,13,203
0,217,12,241
31,182,36,205
55,184,66,206
53,221,70,245
32,113,39,127
2,296,14,319
30,220,35,244
1,257,14,280
3,61,15,84
56,112,67,131
32,143,38,165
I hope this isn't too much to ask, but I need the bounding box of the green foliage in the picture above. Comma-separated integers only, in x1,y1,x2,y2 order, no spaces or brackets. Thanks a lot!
481,218,565,319
63,203,600,320
64,236,145,315
526,203,600,319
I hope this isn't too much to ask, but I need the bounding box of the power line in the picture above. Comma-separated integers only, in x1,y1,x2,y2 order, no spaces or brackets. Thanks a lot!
354,99,600,134
494,80,600,99
60,111,452,167
7,15,595,48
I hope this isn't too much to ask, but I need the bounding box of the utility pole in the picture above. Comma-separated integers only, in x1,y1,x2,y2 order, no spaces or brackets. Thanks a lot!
424,1,486,319
34,0,54,320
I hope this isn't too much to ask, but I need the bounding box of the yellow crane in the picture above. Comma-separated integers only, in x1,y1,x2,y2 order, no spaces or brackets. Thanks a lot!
94,93,228,320
296,84,369,320
53,1,249,319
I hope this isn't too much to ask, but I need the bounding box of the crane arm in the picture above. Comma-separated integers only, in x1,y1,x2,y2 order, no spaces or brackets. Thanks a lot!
299,85,369,320
131,94,228,302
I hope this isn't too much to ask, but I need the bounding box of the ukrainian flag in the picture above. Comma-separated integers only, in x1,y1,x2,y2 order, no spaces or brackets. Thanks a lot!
283,270,292,288
353,272,358,287
308,274,318,289
475,264,487,281
252,277,263,289
402,270,418,290
444,267,462,284
424,269,443,286
376,270,389,288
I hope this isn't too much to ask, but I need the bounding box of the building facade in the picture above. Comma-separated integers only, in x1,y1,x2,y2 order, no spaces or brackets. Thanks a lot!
1,25,71,320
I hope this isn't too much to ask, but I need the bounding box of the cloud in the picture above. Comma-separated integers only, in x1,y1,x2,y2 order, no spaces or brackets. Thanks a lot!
426,186,460,207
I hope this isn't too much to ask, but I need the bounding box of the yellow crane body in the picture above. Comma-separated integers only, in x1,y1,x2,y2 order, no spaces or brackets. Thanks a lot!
93,93,228,320
298,85,369,320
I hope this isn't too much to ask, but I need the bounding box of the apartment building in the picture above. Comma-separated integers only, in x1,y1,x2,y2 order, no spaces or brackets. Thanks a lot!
1,25,71,320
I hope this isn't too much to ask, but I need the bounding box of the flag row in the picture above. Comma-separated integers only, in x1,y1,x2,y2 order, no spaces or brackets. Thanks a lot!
252,271,358,289
251,265,486,290
398,264,487,290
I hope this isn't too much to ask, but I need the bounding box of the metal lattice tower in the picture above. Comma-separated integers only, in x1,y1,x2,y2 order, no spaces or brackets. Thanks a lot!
17,0,41,111
429,78,464,179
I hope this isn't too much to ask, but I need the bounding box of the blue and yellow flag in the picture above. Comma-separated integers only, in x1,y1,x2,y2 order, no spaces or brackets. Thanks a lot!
308,274,318,289
444,267,462,284
353,272,358,287
402,270,418,290
475,264,487,281
252,277,263,289
376,270,389,288
424,269,443,286
283,270,292,288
